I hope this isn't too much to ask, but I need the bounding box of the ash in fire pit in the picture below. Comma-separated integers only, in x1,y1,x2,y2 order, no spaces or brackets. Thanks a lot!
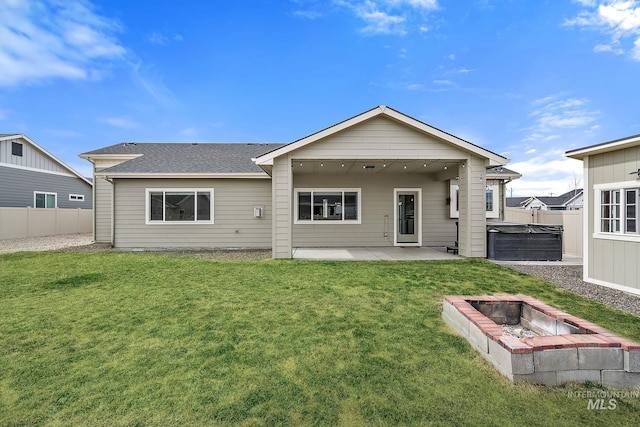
501,323,538,339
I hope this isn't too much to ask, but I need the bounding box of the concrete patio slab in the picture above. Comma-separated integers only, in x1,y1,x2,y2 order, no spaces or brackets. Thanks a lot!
292,246,462,261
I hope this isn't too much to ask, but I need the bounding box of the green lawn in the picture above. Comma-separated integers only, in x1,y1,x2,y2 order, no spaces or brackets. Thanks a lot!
1,252,639,426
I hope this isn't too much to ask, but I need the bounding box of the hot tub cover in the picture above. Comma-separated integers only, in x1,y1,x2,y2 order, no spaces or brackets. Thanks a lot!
487,222,563,234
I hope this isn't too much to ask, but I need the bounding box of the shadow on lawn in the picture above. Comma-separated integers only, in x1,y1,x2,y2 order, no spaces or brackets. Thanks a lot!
46,273,105,289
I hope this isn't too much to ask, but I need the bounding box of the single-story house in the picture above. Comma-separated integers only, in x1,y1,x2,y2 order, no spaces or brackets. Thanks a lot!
566,134,640,296
1,134,93,209
507,189,583,211
80,105,517,258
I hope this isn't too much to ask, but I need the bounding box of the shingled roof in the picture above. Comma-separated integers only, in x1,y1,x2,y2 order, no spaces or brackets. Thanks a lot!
81,143,285,174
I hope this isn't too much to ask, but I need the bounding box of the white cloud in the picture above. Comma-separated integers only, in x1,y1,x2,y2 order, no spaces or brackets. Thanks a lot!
527,95,599,136
180,127,197,136
633,36,640,58
573,0,597,7
102,116,139,129
148,31,184,45
506,155,584,197
357,4,407,35
565,0,640,61
593,43,625,53
148,32,168,45
0,0,126,87
335,0,439,35
292,9,324,19
131,61,179,109
506,95,599,197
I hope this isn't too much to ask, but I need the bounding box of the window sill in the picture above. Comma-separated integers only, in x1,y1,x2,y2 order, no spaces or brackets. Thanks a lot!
146,221,214,225
593,232,640,243
294,220,361,225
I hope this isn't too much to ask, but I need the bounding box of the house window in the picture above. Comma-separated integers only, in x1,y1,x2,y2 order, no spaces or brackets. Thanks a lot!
450,183,499,219
596,185,640,236
146,189,213,224
626,189,638,233
12,142,23,157
600,190,621,233
295,189,361,223
486,187,494,212
34,192,56,208
69,194,85,202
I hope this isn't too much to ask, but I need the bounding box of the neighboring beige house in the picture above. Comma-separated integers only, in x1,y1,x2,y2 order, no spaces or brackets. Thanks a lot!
81,105,515,258
566,134,640,296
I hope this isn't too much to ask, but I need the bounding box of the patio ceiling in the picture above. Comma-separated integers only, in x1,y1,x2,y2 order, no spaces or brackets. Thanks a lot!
291,159,461,175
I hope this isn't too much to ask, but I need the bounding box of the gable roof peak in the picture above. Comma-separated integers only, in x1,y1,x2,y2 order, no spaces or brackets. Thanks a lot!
254,105,508,167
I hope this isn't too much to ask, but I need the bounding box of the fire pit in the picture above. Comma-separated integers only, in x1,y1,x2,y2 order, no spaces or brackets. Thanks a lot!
442,295,640,387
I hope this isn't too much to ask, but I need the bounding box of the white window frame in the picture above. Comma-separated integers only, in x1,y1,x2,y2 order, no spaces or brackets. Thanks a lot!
594,181,640,242
34,191,57,208
449,183,499,219
145,188,214,225
69,194,85,202
294,188,362,224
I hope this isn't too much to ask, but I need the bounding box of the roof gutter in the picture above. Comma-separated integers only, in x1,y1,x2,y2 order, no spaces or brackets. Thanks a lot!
103,172,271,179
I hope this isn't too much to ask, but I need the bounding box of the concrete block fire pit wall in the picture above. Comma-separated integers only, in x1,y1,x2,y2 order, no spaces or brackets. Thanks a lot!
442,295,640,388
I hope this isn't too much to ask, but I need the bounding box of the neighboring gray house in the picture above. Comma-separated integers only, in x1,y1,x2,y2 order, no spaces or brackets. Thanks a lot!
566,134,640,296
0,134,93,209
81,105,516,258
507,189,583,211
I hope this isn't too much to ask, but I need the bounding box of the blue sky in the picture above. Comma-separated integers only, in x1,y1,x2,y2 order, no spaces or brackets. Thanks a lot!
1,0,639,197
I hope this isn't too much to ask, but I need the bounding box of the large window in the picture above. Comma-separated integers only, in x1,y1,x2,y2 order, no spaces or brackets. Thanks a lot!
597,186,639,235
295,189,361,223
34,192,56,208
146,189,213,224
450,183,499,219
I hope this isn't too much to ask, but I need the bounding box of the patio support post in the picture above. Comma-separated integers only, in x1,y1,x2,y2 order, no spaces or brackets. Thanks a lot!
457,157,487,257
272,155,293,258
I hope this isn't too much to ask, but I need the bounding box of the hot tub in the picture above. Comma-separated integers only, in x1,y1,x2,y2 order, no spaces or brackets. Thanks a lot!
487,222,563,261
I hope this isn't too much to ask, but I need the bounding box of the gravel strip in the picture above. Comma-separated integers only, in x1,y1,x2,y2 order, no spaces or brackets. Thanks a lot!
506,264,640,317
0,233,94,254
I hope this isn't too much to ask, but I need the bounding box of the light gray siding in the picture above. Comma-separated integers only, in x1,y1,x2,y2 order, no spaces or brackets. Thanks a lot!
112,178,272,249
587,146,640,293
272,156,293,258
93,159,132,242
292,116,465,160
93,175,113,242
0,137,68,174
292,172,457,247
458,156,487,257
0,165,93,208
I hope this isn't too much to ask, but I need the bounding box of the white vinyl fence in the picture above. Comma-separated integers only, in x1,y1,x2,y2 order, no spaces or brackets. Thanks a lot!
0,207,93,240
504,207,583,257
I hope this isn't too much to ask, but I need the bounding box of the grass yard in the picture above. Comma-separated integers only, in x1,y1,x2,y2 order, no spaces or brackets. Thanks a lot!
1,252,639,426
